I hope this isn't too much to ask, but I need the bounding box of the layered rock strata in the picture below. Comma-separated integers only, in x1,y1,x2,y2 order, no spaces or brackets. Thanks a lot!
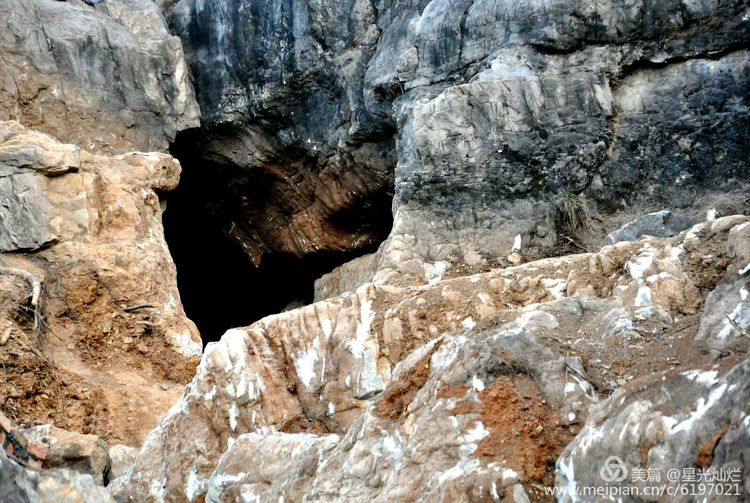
166,0,750,286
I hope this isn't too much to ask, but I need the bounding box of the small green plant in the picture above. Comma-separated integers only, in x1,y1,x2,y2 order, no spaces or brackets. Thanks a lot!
557,192,589,233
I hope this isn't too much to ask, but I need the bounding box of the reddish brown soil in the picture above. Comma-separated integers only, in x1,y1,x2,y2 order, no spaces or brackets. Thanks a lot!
47,262,198,385
681,229,734,295
375,347,437,420
0,260,197,446
438,374,573,501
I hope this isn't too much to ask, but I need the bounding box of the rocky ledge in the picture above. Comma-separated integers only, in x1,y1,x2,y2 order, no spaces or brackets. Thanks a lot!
108,214,750,501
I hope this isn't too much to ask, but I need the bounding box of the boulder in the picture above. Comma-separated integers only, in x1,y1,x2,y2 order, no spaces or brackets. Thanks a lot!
557,358,750,502
696,218,750,355
314,252,380,301
604,211,697,245
0,446,114,503
0,411,47,470
21,425,109,485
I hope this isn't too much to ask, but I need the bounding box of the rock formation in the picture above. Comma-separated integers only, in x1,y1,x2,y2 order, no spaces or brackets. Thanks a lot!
0,0,748,501
0,446,114,503
165,0,750,287
0,121,199,446
558,357,750,502
0,0,199,153
110,216,750,501
21,425,109,485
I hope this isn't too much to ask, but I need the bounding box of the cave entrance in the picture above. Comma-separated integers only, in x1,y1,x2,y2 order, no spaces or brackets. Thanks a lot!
163,132,393,345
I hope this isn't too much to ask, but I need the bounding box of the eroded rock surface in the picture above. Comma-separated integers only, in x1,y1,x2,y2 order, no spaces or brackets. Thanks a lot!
0,446,114,503
165,0,750,285
604,211,697,246
0,0,199,153
107,444,139,482
111,216,750,501
0,122,199,446
557,358,750,501
20,425,109,485
0,1,749,501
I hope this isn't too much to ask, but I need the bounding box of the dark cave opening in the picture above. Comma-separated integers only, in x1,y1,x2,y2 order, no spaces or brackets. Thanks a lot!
163,132,392,345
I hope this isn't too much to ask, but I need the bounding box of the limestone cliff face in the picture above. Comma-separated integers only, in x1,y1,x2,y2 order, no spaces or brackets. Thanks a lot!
167,0,395,266
0,1,749,501
0,0,200,153
168,0,750,284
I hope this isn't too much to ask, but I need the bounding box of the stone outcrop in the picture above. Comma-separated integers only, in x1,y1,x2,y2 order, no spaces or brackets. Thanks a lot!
111,216,750,501
167,0,395,266
314,252,379,302
0,121,199,446
558,357,750,501
1,409,113,501
603,210,697,246
0,0,749,501
21,425,109,485
165,0,750,286
0,446,114,503
695,218,750,356
0,0,199,153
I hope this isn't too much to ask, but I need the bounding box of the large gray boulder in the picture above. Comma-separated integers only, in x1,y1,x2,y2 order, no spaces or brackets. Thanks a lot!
604,211,697,245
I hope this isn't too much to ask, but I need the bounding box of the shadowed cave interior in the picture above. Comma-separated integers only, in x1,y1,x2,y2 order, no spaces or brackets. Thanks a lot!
163,135,393,345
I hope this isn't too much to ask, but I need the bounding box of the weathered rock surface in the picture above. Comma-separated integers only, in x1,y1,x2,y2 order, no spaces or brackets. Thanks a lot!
314,252,379,302
0,0,199,153
374,44,750,285
0,447,114,503
604,210,697,246
20,425,108,485
696,218,750,356
1,1,749,501
107,444,139,483
204,432,340,502
165,0,750,285
557,358,750,502
111,216,750,501
0,410,47,470
0,122,199,445
166,0,395,266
